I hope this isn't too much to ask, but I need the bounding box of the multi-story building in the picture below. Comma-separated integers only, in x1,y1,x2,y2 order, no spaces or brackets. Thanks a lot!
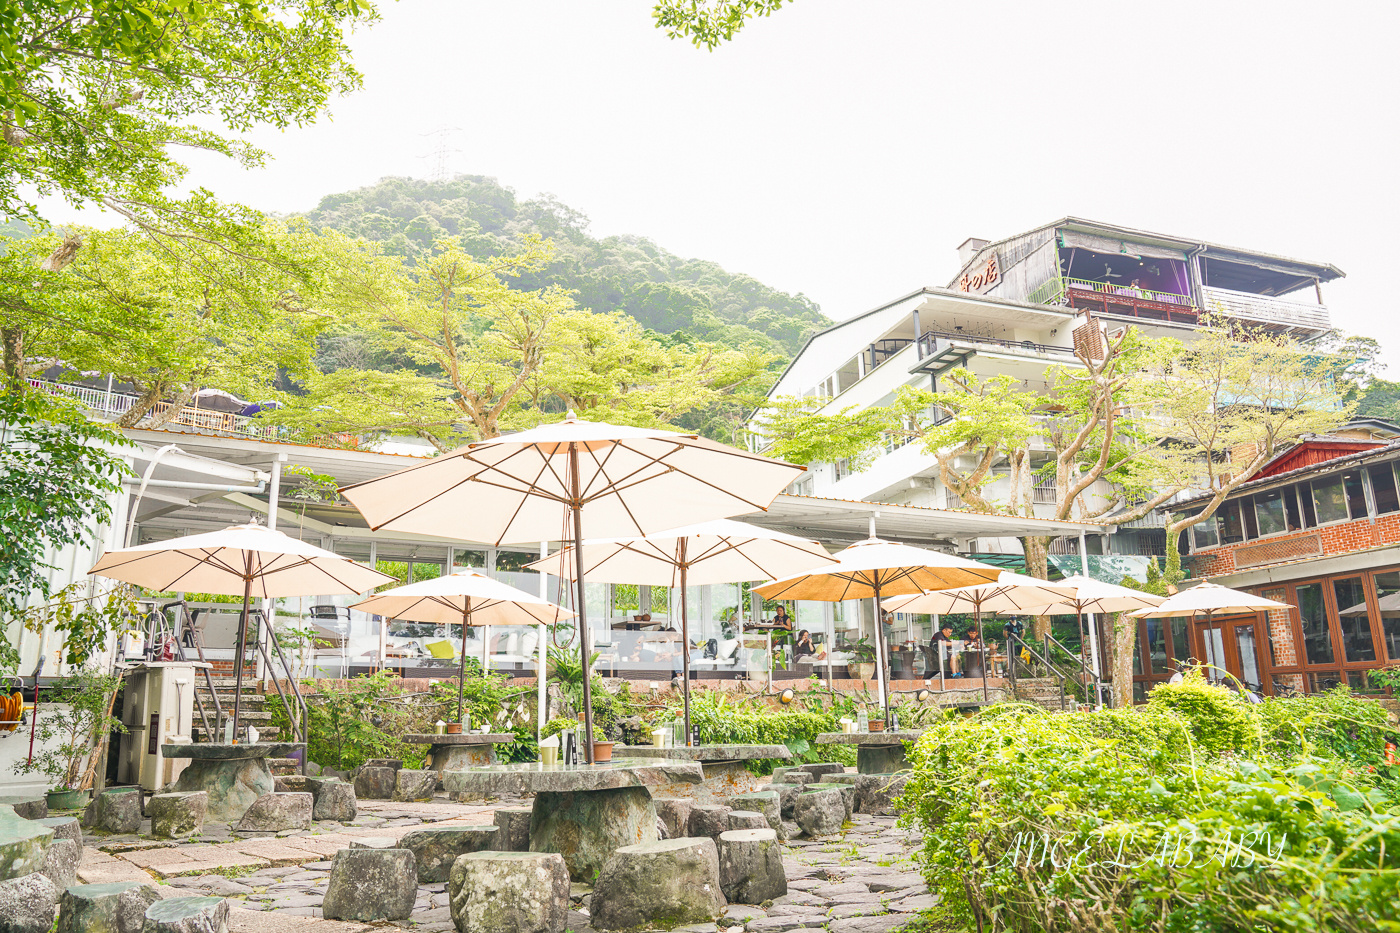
753,217,1343,561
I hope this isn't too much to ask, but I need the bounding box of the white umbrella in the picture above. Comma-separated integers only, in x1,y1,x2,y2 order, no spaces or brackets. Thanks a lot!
524,518,835,742
882,572,1080,700
341,413,803,762
90,521,396,739
1129,581,1290,621
753,538,1003,716
352,570,574,722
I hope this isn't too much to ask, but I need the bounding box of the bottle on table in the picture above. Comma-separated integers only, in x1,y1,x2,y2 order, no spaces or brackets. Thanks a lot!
857,709,869,734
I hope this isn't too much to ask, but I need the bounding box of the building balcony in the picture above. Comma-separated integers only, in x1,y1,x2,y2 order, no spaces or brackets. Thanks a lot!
914,330,1076,370
1200,285,1330,333
29,377,289,443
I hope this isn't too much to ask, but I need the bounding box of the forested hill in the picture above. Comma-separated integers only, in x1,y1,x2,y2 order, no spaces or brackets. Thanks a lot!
300,176,829,356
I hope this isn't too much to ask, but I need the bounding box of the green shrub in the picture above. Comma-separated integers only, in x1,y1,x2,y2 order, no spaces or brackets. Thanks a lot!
680,690,854,770
1145,671,1261,755
1257,686,1394,766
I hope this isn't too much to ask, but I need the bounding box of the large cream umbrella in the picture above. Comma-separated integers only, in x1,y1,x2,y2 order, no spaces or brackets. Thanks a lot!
340,413,803,762
883,572,1080,700
753,538,1003,717
89,521,396,740
352,570,573,722
525,518,835,744
1129,582,1290,687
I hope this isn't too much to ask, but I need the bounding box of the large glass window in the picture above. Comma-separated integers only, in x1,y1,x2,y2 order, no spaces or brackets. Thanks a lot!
1193,517,1219,549
1242,500,1260,539
1219,500,1246,544
1170,618,1191,665
1372,571,1400,663
1297,582,1334,665
1312,477,1349,524
1370,465,1400,514
1283,488,1303,531
1332,577,1377,662
1254,490,1288,537
1344,470,1369,519
1300,484,1318,527
1145,618,1167,674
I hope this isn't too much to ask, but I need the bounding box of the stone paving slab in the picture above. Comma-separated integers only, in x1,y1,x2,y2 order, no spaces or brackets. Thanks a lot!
150,851,273,878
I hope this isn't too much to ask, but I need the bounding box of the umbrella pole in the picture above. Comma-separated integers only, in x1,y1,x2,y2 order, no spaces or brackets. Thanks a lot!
872,581,889,720
679,545,692,747
231,556,254,744
976,601,988,703
457,601,471,723
568,443,596,764
1075,601,1090,706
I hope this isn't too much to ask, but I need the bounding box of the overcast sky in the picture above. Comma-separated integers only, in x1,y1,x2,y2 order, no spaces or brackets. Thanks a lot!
53,1,1400,369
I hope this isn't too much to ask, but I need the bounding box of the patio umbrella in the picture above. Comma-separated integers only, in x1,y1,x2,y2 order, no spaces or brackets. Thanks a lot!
524,518,835,744
89,521,396,741
352,570,574,722
753,538,1003,717
340,413,803,762
997,575,1169,706
882,572,1080,701
1129,581,1290,623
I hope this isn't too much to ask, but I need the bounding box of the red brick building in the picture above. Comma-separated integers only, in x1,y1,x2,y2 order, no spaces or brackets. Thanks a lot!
1135,434,1400,700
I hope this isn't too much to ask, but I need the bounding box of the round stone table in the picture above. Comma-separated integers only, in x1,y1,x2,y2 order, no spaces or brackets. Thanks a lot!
161,743,301,822
814,731,923,773
402,733,515,777
442,760,703,882
611,744,791,799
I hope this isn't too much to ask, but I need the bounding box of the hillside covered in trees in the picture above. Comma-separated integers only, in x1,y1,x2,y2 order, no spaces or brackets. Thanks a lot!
301,176,828,356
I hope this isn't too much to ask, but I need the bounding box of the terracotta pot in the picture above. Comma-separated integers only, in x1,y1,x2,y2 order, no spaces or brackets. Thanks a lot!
868,720,886,733
445,722,463,735
592,741,615,762
856,662,876,681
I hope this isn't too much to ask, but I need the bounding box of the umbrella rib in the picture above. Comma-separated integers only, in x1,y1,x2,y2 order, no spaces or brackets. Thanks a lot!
582,443,650,536
494,452,561,546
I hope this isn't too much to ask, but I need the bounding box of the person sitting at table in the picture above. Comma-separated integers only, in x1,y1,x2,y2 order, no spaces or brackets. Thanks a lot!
930,623,962,677
772,605,793,630
792,628,816,661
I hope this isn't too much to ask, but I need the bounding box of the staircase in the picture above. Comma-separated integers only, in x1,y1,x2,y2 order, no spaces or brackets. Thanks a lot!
191,679,285,742
1014,678,1078,712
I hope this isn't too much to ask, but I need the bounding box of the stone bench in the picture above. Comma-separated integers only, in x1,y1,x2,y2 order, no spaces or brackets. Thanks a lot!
56,881,162,933
449,851,570,933
855,772,911,816
797,762,846,778
399,825,499,882
142,895,229,933
653,798,693,840
0,796,46,821
725,791,781,837
353,759,401,800
717,828,785,904
147,792,207,839
393,768,438,802
590,838,725,932
793,786,846,837
493,806,532,852
82,788,141,834
323,847,416,921
0,872,58,933
727,810,768,832
35,816,81,846
306,777,357,822
0,806,53,880
686,803,732,841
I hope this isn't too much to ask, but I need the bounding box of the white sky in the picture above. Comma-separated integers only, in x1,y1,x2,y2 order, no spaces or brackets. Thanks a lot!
48,1,1400,369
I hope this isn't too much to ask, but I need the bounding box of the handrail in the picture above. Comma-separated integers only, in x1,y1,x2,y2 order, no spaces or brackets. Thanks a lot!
257,611,311,772
917,330,1073,360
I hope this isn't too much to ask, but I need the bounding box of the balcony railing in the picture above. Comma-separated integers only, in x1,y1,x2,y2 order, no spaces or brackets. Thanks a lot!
916,330,1074,360
28,378,283,441
1200,285,1330,332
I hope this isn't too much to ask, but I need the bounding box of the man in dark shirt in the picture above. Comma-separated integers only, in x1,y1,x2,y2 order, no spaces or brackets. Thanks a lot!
930,623,962,677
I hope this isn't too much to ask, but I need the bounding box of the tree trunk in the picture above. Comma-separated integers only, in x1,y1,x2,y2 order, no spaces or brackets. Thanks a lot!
117,381,164,427
2,326,23,390
1163,519,1183,581
1021,535,1053,638
140,383,196,429
1109,611,1136,708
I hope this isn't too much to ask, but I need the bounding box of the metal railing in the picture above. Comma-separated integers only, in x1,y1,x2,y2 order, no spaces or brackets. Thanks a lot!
916,330,1075,360
1061,277,1193,306
1006,631,1096,710
1200,285,1330,332
28,377,283,440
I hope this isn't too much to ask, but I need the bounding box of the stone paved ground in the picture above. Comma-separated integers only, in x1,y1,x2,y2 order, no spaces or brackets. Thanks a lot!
68,785,934,933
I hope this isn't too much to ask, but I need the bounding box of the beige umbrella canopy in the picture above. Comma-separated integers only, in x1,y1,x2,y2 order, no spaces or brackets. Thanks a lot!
754,538,1003,716
89,521,397,739
340,413,804,762
353,570,573,722
1130,581,1290,621
525,518,835,743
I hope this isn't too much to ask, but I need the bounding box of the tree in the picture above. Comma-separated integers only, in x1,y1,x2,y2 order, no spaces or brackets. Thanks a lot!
653,0,795,49
0,390,130,674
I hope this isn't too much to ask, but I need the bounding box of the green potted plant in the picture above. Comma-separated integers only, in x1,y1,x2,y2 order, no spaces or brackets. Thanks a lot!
11,669,124,809
848,638,878,681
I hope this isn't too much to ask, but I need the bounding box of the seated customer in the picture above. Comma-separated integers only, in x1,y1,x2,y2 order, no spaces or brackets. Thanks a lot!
792,628,816,661
930,623,962,677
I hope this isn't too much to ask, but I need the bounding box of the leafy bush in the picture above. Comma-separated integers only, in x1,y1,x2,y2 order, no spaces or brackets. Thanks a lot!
12,668,124,790
1257,686,1392,766
1145,671,1261,755
680,690,854,770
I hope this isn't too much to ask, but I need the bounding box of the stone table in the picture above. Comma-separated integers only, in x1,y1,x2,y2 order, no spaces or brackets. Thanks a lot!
442,760,703,882
402,733,515,778
611,744,791,799
815,732,923,773
161,743,302,823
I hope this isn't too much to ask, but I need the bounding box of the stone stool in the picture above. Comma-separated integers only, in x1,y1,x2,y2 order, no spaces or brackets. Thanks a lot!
855,772,911,816
306,777,357,822
793,787,846,837
590,838,725,932
448,851,570,933
727,810,768,832
82,788,141,834
35,816,82,846
493,806,533,851
686,804,732,841
350,836,399,849
725,791,781,835
322,848,416,922
56,881,162,933
40,838,80,889
0,872,58,933
765,782,802,819
353,761,399,800
653,798,693,840
393,769,438,802
399,825,499,882
234,793,310,832
798,762,845,778
0,795,46,820
147,792,207,839
142,895,228,933
717,828,786,904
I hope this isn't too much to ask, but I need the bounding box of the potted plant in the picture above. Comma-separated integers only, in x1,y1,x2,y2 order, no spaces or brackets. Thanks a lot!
12,669,124,809
849,638,878,681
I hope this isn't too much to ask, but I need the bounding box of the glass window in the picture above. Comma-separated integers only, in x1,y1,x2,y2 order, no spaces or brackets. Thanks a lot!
1372,571,1400,663
1219,501,1246,544
1332,578,1376,662
1242,499,1260,539
1254,490,1287,536
1283,488,1303,531
1312,477,1348,524
1169,618,1190,665
1296,582,1335,665
1344,471,1368,519
1132,681,1146,704
452,549,487,569
1145,618,1167,675
1234,625,1261,688
495,550,537,573
1308,671,1344,693
1193,517,1219,549
1300,484,1318,527
1371,465,1400,514
1132,626,1144,675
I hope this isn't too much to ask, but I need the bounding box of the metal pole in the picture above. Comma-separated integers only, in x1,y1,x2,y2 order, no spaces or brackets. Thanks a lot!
260,455,285,686
872,580,889,719
538,540,548,736
231,554,255,743
456,601,470,723
976,600,988,703
568,443,595,764
679,541,692,746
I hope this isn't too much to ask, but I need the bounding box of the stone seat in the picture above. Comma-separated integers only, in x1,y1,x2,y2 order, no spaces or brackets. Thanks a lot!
234,792,311,832
82,788,141,834
793,786,846,837
855,772,911,816
56,881,162,933
797,762,845,778
717,828,786,904
306,776,357,822
393,768,437,802
725,791,781,836
147,792,207,839
142,895,229,933
399,825,499,882
590,837,725,932
0,795,46,820
448,850,570,933
322,847,416,922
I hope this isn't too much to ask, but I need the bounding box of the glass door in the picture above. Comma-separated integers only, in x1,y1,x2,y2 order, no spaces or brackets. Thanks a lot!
1199,623,1228,682
1232,623,1261,690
